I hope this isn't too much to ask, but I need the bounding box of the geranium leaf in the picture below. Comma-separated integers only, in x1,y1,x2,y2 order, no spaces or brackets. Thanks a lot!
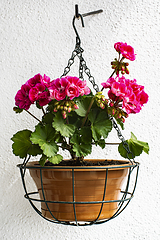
48,154,63,164
70,134,92,157
88,110,112,141
11,130,42,158
75,96,93,117
39,155,47,166
80,127,92,144
30,125,58,157
95,139,106,149
52,112,75,137
118,132,149,158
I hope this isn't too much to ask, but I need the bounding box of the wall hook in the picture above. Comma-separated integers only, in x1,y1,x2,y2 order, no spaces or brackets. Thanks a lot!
73,4,103,45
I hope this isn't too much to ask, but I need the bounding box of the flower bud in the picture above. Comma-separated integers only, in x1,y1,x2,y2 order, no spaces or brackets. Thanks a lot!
62,111,67,119
66,101,70,106
110,102,114,107
64,106,68,111
118,113,121,118
100,103,105,109
125,68,129,74
74,104,79,109
112,109,116,115
121,117,125,123
121,66,125,71
68,106,72,113
102,96,105,102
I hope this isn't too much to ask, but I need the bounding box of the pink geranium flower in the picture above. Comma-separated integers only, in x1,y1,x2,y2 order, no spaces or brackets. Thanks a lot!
49,76,90,101
66,83,79,100
49,77,68,101
101,77,116,89
41,74,51,87
76,79,90,96
15,84,32,110
37,91,50,106
111,81,127,98
101,75,148,115
114,42,123,53
29,83,46,102
114,42,136,61
27,74,42,87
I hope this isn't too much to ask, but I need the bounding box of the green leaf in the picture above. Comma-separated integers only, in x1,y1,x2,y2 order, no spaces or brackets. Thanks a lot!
48,154,63,164
42,113,54,124
39,155,47,166
75,96,93,117
118,132,149,159
130,132,149,154
11,130,42,158
30,125,58,157
95,139,106,149
70,134,92,157
88,110,112,141
52,112,75,137
80,127,92,144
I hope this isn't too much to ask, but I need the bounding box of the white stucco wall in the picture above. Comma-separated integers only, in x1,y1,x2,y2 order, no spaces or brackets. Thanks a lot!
0,0,160,239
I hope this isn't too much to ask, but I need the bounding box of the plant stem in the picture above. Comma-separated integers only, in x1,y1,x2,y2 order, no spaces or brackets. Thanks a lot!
81,96,95,128
42,107,45,115
25,110,42,123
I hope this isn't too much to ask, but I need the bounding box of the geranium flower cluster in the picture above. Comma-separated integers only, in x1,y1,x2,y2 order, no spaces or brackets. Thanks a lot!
49,76,90,101
15,75,90,111
114,42,136,61
101,76,148,116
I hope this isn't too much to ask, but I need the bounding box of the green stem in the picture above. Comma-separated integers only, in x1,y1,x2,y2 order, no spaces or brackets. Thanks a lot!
25,110,42,123
42,107,45,115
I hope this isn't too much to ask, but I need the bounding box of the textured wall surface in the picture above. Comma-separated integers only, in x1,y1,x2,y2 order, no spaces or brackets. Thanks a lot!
0,0,160,239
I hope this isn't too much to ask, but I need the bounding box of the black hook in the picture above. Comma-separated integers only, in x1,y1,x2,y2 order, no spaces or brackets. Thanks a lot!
73,5,84,45
72,4,103,46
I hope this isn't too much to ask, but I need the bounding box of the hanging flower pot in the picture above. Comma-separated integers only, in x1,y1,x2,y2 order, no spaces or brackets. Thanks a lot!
18,159,139,225
12,5,149,226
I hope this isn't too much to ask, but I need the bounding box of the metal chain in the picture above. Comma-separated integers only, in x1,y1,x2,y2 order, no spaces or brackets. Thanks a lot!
77,50,100,92
61,41,100,92
110,116,135,163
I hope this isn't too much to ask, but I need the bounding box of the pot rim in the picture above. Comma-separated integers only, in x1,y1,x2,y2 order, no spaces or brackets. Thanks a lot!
17,159,139,171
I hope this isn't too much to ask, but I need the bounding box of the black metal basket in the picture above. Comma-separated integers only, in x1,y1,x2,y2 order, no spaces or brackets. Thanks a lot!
17,160,139,226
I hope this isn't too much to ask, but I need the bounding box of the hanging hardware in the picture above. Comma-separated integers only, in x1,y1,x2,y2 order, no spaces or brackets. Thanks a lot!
73,4,103,45
75,4,103,19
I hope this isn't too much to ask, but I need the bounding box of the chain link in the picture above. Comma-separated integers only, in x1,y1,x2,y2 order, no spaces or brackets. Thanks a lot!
61,42,100,92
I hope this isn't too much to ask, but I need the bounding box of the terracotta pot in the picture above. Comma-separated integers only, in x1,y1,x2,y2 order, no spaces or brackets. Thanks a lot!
27,159,134,222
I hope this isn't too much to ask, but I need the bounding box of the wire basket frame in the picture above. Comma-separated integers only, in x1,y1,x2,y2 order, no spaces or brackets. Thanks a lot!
17,160,139,226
